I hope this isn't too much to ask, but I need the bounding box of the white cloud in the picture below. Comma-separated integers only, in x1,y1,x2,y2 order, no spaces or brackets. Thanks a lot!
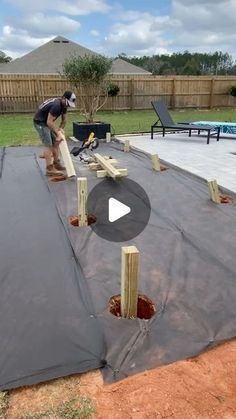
168,0,236,57
0,25,53,57
104,12,172,56
90,29,99,37
103,1,236,58
10,13,80,36
0,10,81,58
5,0,110,15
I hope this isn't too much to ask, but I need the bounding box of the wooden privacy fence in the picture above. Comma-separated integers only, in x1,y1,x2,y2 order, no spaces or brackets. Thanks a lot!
1,74,236,113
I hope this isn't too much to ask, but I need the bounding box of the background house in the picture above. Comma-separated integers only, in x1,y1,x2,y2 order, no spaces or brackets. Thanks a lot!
0,36,152,75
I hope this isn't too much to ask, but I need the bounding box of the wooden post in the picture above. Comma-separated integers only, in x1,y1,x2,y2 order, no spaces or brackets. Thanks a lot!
129,78,134,110
59,134,76,177
208,179,221,203
77,177,88,226
209,77,215,109
151,154,161,171
172,77,176,109
121,246,139,319
106,132,111,143
124,139,130,152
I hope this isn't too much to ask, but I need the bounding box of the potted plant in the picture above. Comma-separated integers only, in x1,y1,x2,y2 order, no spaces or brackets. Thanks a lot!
62,54,119,140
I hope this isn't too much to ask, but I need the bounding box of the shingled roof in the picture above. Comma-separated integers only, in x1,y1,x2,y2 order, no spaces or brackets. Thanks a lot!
110,58,151,75
0,36,151,75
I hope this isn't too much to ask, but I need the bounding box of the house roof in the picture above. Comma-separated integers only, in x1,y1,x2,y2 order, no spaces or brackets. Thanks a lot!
110,58,151,75
0,36,151,75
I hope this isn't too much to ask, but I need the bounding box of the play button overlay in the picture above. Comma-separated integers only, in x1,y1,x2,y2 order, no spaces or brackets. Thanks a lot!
87,178,151,242
109,198,131,222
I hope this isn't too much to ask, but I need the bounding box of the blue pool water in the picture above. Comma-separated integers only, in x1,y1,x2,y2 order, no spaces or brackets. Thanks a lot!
193,121,236,134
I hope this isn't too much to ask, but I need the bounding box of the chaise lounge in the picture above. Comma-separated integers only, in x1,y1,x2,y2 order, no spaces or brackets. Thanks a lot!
151,100,220,144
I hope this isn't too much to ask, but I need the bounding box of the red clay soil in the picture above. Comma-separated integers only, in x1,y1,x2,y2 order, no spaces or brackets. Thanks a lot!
220,195,234,204
6,339,236,419
109,293,156,319
69,214,97,226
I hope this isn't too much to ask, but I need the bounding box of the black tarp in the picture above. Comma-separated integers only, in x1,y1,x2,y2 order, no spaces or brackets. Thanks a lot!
0,143,236,390
0,147,106,390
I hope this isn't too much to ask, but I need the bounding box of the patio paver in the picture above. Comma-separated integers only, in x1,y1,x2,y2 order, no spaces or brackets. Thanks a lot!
117,132,236,194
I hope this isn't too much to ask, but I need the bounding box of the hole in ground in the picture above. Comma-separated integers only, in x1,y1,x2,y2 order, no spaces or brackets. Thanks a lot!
109,294,156,320
160,165,168,171
49,175,67,182
220,195,234,204
69,215,97,226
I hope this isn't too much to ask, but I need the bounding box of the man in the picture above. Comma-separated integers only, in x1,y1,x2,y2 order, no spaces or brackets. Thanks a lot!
34,91,76,176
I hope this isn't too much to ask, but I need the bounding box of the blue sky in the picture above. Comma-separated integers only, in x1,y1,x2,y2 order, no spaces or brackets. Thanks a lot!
0,0,235,60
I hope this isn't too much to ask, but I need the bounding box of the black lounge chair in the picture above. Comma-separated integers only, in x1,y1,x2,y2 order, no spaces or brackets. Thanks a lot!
151,100,220,144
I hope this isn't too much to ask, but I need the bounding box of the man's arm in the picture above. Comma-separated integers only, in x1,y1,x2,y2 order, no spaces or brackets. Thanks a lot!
47,113,60,135
59,113,67,129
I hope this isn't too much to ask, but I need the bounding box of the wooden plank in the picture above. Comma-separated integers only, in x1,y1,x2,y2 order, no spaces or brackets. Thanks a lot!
129,79,134,110
89,159,118,171
77,177,88,226
96,168,128,178
151,154,161,171
124,139,130,152
94,153,122,179
106,132,111,143
209,77,215,109
89,163,102,171
59,134,76,177
121,246,140,319
207,179,221,203
69,136,79,142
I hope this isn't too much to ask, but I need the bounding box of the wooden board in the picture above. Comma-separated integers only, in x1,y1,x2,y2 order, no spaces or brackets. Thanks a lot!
94,153,123,179
208,179,221,204
121,246,140,318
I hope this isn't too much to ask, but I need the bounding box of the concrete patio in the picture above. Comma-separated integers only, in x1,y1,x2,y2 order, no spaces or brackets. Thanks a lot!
117,132,236,194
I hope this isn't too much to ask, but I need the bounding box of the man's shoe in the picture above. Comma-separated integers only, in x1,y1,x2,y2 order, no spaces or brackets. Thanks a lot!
54,160,66,171
46,165,64,177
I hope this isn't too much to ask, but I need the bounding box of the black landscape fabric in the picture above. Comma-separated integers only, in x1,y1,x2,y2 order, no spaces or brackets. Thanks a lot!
0,143,236,390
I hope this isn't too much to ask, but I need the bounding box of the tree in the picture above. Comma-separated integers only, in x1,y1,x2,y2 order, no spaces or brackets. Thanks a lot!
0,51,12,63
62,54,112,123
116,51,236,76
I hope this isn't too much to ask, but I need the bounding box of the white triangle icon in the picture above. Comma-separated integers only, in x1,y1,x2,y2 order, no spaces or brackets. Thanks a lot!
108,198,131,223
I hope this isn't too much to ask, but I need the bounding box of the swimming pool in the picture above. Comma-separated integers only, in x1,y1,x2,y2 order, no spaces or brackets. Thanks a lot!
193,121,236,134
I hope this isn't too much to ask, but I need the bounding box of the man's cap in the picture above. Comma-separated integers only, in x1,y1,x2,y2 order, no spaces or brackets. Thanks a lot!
63,91,76,108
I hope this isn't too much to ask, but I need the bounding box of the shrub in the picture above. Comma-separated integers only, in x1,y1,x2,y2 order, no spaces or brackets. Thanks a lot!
62,54,113,122
229,85,236,97
107,83,120,97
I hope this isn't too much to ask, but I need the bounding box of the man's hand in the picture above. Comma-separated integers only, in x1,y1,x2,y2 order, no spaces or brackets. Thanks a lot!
56,130,65,143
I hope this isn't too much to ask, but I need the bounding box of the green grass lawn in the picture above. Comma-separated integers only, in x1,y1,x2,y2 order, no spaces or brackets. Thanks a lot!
1,108,236,147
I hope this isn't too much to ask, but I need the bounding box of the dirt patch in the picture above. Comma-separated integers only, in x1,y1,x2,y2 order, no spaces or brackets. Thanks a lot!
109,293,156,319
160,164,168,171
48,175,67,182
6,339,236,418
220,194,234,204
69,214,97,226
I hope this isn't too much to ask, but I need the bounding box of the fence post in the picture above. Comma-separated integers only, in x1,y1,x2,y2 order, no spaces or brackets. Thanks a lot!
129,78,134,110
172,77,176,109
209,77,215,109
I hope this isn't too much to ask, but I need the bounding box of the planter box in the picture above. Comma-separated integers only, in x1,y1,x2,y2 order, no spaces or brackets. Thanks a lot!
73,122,111,141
